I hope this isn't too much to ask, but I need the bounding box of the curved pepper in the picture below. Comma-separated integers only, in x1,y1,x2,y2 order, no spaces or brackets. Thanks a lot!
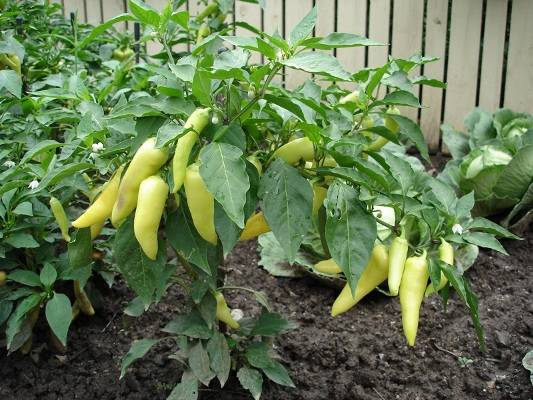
239,211,271,241
387,230,409,296
111,138,168,227
425,238,454,297
134,175,169,260
247,155,263,175
172,108,211,193
366,107,401,152
195,1,218,21
0,271,6,286
50,197,71,242
312,182,328,216
215,292,240,329
399,250,429,346
339,89,363,108
314,258,342,275
274,137,315,165
73,166,124,228
184,163,217,245
331,244,389,316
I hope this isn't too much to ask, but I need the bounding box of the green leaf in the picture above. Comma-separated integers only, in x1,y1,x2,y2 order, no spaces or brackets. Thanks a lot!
6,293,41,351
156,122,186,148
128,0,160,26
237,367,263,400
7,270,41,287
124,296,146,317
120,338,158,379
412,76,447,88
214,202,240,256
68,227,92,269
325,182,377,295
162,313,212,339
382,90,421,108
304,32,383,49
13,201,33,216
440,262,485,351
192,69,212,107
262,360,295,387
494,144,533,200
166,207,213,275
206,331,231,387
189,341,215,386
200,143,249,228
171,10,189,30
0,301,13,326
246,342,273,368
213,48,249,70
4,233,39,249
168,376,199,400
0,70,22,98
78,14,135,50
441,124,470,160
251,312,295,336
197,291,217,329
259,159,313,263
289,6,317,45
114,217,165,305
264,94,306,121
280,51,351,81
20,140,62,164
462,232,508,255
39,263,57,288
389,114,430,163
382,151,415,193
382,71,413,92
466,217,520,239
45,293,72,346
505,181,533,225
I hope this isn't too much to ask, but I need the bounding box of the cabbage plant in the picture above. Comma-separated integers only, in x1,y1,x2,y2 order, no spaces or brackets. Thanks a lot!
440,108,533,227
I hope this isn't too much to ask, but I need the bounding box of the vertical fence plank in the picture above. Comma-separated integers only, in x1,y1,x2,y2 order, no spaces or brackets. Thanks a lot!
235,0,262,64
284,0,313,89
85,0,102,24
102,0,126,29
63,0,86,22
367,0,390,68
419,0,448,152
504,0,533,114
391,0,424,121
263,0,282,35
478,0,508,112
314,0,336,88
443,0,483,131
336,0,367,89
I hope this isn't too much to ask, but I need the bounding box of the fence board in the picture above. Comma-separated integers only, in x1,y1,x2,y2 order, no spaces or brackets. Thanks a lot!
235,1,262,64
336,0,367,89
391,0,424,121
263,0,282,35
85,0,102,24
419,0,448,152
64,0,86,22
314,0,336,88
478,0,508,111
367,0,390,69
284,0,313,88
444,0,483,131
504,0,533,114
102,0,126,30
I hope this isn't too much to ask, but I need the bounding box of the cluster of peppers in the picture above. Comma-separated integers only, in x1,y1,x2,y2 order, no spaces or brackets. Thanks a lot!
315,236,454,346
0,52,21,76
50,108,278,330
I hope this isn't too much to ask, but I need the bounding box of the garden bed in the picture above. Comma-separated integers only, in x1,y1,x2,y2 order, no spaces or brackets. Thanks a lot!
0,229,531,400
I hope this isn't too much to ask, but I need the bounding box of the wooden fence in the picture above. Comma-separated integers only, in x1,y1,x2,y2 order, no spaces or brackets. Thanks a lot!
56,0,533,153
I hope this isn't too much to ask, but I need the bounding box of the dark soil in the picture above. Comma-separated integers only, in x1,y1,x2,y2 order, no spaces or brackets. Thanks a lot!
0,229,532,400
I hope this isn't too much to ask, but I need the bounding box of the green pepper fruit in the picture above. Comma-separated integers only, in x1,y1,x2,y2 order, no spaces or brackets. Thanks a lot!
50,197,71,242
274,137,315,165
425,238,454,297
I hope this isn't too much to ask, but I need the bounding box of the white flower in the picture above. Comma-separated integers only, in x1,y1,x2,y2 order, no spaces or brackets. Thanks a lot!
28,179,39,190
2,160,15,168
230,308,244,322
452,223,463,235
91,142,104,152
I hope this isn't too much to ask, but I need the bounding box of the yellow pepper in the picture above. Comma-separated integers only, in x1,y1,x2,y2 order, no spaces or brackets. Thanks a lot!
134,175,169,260
239,211,271,241
111,138,168,227
49,197,71,242
215,292,240,329
387,230,408,296
184,163,217,245
425,238,454,297
274,137,315,165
